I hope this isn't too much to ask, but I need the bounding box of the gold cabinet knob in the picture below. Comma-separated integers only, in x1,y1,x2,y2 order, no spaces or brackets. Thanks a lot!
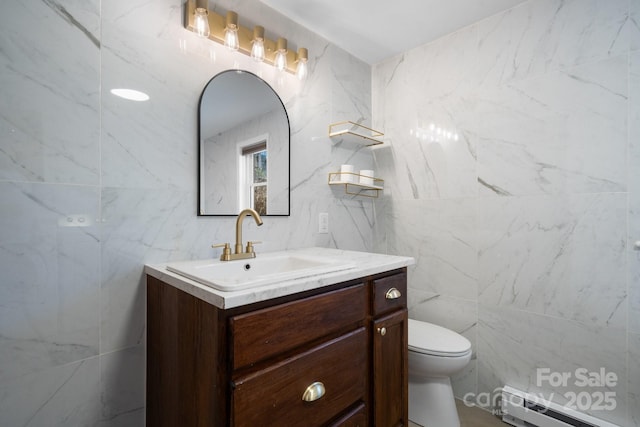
385,287,401,300
302,381,325,402
377,327,387,336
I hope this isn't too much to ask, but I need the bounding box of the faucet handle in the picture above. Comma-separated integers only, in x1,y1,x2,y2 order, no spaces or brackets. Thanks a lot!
212,243,232,261
246,241,262,254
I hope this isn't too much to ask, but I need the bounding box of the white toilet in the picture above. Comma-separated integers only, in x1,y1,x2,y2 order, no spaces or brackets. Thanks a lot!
408,319,472,427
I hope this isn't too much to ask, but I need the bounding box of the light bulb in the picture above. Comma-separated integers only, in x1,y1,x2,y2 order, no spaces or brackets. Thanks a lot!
296,60,307,80
224,11,239,51
251,26,265,62
194,8,210,38
224,27,239,51
275,51,287,71
296,47,308,80
275,38,288,72
251,39,265,62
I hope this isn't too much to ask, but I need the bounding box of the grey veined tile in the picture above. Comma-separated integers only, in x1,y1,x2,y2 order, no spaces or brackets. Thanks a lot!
0,182,100,381
476,55,627,197
476,0,630,86
478,193,627,329
0,355,100,427
0,0,100,185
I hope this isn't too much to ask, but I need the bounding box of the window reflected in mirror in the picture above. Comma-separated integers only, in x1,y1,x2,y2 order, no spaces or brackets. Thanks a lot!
241,141,267,215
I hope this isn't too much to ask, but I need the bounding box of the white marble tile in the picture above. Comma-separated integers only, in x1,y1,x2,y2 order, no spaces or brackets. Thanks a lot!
100,187,205,353
223,194,374,254
0,0,100,185
478,193,627,328
372,26,478,200
327,197,375,252
372,197,389,254
330,45,371,126
477,0,630,87
387,198,478,300
630,50,640,334
476,54,627,197
633,0,640,52
630,333,640,426
99,25,201,191
478,306,627,425
100,345,145,426
0,182,100,381
0,357,100,427
288,50,334,200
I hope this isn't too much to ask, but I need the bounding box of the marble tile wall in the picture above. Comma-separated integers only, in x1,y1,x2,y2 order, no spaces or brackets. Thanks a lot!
0,0,374,425
373,0,639,425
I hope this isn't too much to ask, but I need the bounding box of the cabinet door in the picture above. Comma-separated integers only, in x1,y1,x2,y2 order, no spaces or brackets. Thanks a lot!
373,309,408,427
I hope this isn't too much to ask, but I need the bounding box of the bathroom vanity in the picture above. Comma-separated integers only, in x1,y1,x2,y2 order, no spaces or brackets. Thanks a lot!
145,248,414,426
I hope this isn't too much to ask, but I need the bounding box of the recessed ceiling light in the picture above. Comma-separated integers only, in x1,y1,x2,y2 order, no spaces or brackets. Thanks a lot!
110,88,150,102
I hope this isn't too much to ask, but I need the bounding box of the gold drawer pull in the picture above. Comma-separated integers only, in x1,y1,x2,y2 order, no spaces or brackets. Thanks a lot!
302,381,325,402
385,288,402,300
378,327,386,336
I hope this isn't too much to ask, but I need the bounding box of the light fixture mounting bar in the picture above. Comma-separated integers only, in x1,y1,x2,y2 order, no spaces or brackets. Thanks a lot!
185,0,303,75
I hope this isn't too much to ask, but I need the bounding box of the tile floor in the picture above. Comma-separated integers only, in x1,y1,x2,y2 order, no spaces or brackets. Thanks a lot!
408,399,506,427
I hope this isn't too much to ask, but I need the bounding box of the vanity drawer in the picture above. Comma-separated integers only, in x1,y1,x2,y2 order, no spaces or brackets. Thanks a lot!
372,271,407,315
231,328,367,427
230,283,366,370
327,402,367,426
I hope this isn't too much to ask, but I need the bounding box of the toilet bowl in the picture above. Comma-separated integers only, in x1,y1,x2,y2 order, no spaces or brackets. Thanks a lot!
408,319,472,427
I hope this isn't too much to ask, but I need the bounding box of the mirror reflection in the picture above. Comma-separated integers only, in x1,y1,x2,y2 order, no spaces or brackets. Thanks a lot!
198,70,290,216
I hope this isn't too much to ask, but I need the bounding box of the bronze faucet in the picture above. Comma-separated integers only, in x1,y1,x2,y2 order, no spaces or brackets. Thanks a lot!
213,208,263,261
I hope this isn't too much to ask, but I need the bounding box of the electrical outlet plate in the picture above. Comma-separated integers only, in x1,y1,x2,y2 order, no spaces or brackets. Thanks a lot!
318,213,329,234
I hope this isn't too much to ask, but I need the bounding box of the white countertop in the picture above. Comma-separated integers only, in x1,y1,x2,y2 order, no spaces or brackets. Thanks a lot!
145,247,415,309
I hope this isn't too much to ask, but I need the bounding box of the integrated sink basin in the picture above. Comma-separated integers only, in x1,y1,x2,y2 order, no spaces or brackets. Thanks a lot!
165,253,356,291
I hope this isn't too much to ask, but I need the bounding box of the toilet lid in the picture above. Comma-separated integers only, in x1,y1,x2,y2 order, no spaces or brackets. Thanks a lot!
408,319,471,357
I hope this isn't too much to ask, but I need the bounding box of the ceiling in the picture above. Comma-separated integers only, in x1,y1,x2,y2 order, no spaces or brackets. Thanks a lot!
260,0,527,64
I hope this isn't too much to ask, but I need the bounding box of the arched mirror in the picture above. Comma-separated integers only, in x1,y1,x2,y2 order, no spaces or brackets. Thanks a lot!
198,70,290,216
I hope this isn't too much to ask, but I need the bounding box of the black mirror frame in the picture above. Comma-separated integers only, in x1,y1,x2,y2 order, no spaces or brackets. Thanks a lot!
197,70,291,217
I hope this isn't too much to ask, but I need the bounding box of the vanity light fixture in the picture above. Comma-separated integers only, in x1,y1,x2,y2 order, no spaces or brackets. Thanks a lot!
193,0,210,38
184,0,308,77
251,26,265,62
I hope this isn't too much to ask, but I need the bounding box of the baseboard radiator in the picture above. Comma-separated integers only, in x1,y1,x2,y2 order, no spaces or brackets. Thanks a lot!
501,386,619,427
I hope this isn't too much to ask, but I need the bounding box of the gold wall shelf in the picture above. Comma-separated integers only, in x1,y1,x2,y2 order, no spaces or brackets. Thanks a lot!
328,121,384,146
328,172,384,198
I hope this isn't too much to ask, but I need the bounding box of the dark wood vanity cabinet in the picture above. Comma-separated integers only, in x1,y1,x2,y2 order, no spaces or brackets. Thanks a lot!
146,268,408,427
